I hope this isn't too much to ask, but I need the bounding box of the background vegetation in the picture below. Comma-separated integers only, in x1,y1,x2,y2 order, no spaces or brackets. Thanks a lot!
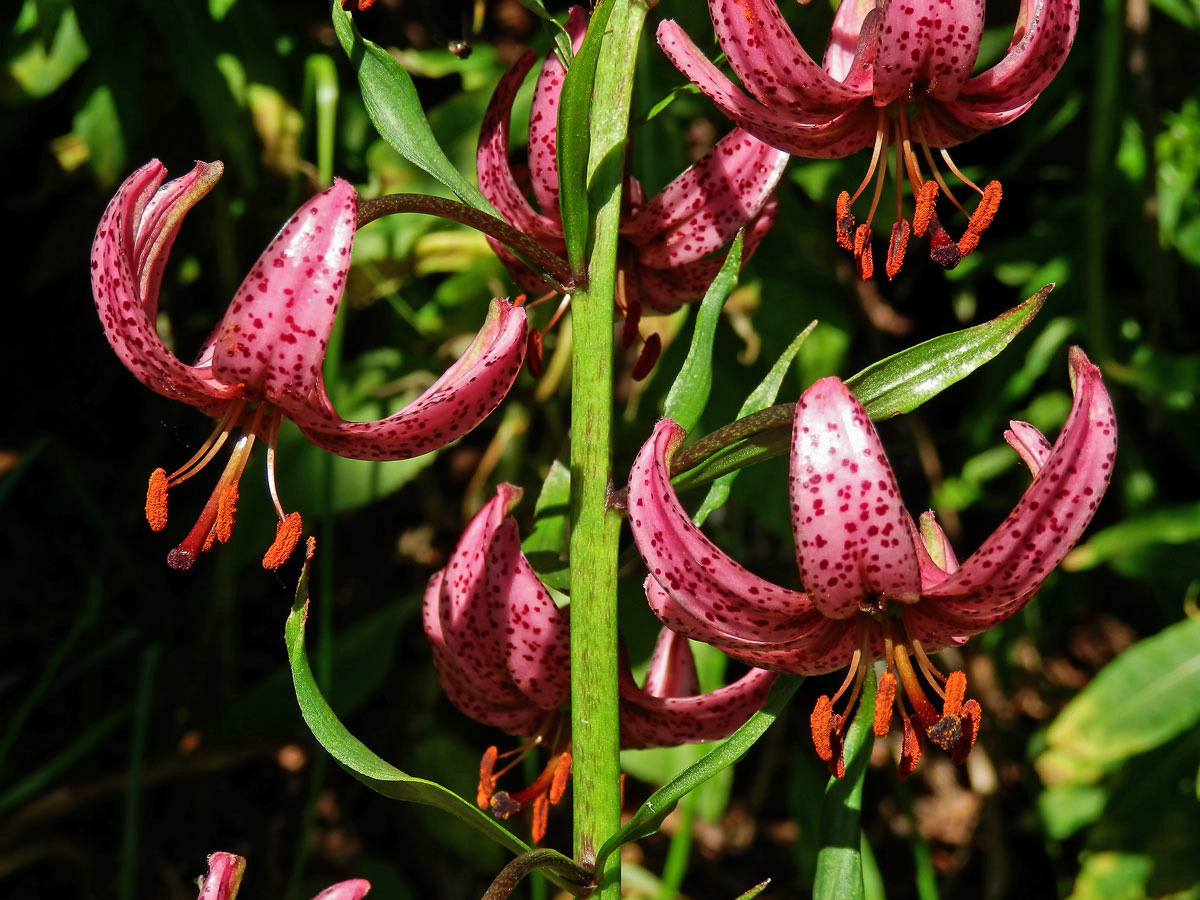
3,0,1198,897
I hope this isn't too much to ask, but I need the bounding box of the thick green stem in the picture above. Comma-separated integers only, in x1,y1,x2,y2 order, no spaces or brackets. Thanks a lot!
569,1,647,896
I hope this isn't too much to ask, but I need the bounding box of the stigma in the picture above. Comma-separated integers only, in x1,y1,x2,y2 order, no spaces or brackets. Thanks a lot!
475,713,571,844
835,106,1002,280
144,401,303,572
810,614,981,780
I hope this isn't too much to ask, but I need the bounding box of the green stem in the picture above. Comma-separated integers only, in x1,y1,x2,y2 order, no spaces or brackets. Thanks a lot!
569,1,647,896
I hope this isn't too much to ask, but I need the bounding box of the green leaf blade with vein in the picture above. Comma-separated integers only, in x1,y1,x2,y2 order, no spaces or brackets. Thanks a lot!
331,2,494,213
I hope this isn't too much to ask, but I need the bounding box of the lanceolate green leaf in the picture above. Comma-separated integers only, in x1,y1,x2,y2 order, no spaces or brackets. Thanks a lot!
846,286,1049,420
664,231,744,433
593,674,803,872
285,558,544,860
330,2,494,213
813,669,876,900
1036,616,1200,785
513,0,574,65
555,0,615,273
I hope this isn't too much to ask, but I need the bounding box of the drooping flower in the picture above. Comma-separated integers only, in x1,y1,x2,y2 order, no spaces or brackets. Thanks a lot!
423,483,775,839
627,348,1114,777
92,160,527,571
196,851,369,900
657,0,1080,278
478,7,788,371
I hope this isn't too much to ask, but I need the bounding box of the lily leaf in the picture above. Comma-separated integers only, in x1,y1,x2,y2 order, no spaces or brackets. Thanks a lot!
286,554,537,858
846,285,1048,420
331,2,494,213
812,668,876,900
693,320,815,526
664,231,744,433
513,0,574,65
522,459,571,590
555,0,615,273
593,674,803,872
1036,616,1200,786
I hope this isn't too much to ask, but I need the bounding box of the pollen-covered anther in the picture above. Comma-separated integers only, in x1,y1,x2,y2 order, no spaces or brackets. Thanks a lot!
146,468,169,532
632,333,662,381
827,719,846,778
531,793,550,844
873,671,897,737
477,745,499,808
951,699,982,765
957,181,1002,257
810,695,835,761
942,670,967,718
835,191,856,251
913,181,939,238
214,483,239,545
886,220,910,280
853,224,874,280
548,751,572,805
898,716,922,780
262,511,303,570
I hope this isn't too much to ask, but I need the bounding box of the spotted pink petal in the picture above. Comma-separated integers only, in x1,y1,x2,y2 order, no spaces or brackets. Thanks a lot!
958,0,1080,112
91,159,237,413
311,881,372,900
871,0,985,105
918,510,960,575
641,627,701,698
477,49,562,237
709,0,863,111
790,377,922,618
628,419,830,646
286,298,526,460
824,0,880,86
624,129,787,268
922,348,1117,632
1005,420,1053,476
526,6,588,215
656,20,879,159
207,179,356,402
618,656,777,749
198,852,245,900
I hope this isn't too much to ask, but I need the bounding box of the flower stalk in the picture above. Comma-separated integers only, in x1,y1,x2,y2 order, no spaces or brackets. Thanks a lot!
568,0,647,892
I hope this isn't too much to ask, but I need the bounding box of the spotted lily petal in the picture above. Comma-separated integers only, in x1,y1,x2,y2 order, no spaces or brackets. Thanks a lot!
824,0,879,85
921,348,1117,633
197,852,369,900
624,129,788,268
641,627,701,698
208,179,357,402
1005,419,1053,475
871,0,985,105
791,377,921,618
526,6,588,214
287,298,527,460
91,159,234,412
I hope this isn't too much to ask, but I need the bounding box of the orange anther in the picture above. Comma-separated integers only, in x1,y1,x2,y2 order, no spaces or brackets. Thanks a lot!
262,511,303,570
512,293,528,307
827,720,846,779
873,671,897,737
548,752,572,805
957,180,1003,258
526,331,544,378
632,333,662,381
898,717,922,780
835,191,856,251
942,671,967,719
913,181,939,237
214,483,239,545
951,699,982,765
886,220,910,280
146,468,169,532
305,535,317,564
201,529,217,554
531,793,550,845
810,695,835,761
853,224,874,280
477,746,499,809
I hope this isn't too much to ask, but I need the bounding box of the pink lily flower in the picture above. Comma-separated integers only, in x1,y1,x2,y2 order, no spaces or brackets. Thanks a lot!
627,348,1115,777
422,483,775,840
478,7,788,373
92,160,527,571
657,0,1080,278
196,851,369,900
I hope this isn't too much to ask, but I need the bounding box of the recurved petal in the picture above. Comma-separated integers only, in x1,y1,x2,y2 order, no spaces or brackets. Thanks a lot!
311,881,372,900
618,661,776,749
709,0,864,111
197,852,246,900
657,20,879,159
923,348,1117,631
628,419,824,643
625,129,787,267
289,299,526,460
92,160,235,411
958,0,1079,112
790,378,921,618
478,49,562,233
642,627,701,698
872,0,985,104
209,179,357,401
527,6,588,215
824,0,879,87
1005,420,1053,475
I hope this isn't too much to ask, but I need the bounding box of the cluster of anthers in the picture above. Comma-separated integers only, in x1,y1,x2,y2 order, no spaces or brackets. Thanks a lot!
835,108,1002,281
144,401,302,573
475,713,572,844
810,612,980,780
